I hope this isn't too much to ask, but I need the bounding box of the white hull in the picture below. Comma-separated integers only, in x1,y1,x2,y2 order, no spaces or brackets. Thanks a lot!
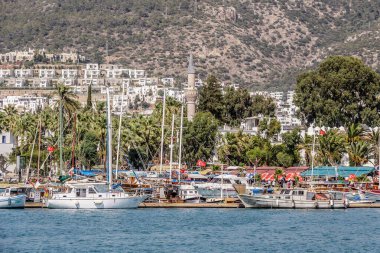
47,195,147,209
0,195,26,208
238,194,346,209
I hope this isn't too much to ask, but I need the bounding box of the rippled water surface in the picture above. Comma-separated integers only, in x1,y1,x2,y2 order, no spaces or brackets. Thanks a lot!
1,208,379,253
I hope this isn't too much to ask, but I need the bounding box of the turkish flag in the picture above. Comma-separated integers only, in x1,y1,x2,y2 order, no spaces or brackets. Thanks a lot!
319,129,326,135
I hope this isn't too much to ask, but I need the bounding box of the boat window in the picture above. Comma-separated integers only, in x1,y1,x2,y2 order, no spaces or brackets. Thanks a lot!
0,188,5,193
280,190,285,194
88,187,96,194
94,185,109,193
284,190,291,194
292,191,298,195
306,192,315,200
298,191,304,195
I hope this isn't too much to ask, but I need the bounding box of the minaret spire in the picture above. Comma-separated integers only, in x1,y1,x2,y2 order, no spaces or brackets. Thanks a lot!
185,53,197,121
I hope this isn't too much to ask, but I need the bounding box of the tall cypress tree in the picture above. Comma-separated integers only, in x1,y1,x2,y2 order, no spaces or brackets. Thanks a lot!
86,84,92,110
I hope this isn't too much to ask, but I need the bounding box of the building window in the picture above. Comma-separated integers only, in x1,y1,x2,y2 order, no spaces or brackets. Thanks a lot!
2,136,6,144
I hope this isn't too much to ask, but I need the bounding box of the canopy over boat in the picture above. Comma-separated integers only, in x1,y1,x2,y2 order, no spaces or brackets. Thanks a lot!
301,166,374,178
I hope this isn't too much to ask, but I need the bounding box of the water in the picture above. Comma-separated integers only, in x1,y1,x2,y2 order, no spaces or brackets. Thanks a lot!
1,208,379,253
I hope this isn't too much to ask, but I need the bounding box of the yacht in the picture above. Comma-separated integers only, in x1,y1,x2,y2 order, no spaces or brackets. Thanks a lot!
238,188,346,209
46,182,148,209
0,187,26,208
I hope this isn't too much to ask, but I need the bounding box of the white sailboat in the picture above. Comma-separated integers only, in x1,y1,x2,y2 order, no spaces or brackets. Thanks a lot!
47,87,148,209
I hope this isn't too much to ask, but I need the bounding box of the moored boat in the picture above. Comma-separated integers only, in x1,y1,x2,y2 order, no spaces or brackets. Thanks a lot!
237,188,346,209
46,182,148,209
0,188,26,209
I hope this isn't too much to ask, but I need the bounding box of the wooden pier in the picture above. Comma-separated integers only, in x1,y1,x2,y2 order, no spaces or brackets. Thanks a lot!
348,202,380,208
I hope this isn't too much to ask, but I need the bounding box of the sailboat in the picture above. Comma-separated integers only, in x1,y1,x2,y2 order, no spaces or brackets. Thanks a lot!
46,87,148,209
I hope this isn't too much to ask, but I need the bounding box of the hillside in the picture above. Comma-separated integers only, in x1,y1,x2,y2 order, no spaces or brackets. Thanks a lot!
1,0,380,91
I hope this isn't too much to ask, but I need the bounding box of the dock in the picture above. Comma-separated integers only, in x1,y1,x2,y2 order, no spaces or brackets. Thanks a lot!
348,202,380,208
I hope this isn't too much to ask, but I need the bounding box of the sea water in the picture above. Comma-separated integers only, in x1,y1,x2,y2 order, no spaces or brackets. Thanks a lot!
0,208,379,253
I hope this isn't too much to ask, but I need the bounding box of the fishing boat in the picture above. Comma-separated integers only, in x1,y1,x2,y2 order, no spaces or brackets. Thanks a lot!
237,188,346,209
0,188,26,208
46,182,147,209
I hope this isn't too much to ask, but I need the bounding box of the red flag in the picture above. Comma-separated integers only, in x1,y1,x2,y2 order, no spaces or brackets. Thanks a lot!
319,129,326,135
196,160,206,167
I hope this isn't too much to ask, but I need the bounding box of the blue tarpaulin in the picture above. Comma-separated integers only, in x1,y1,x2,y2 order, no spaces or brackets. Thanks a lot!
301,166,374,177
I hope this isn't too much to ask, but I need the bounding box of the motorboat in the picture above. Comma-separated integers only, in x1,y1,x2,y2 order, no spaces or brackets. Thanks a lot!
46,182,148,209
237,188,346,209
194,175,248,198
177,185,206,203
0,187,26,208
363,189,380,202
346,191,375,204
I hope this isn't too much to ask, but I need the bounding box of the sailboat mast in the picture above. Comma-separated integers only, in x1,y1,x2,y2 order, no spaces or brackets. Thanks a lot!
311,129,316,184
37,118,42,181
115,81,125,178
59,99,63,176
159,87,166,174
71,113,76,170
169,114,175,182
106,87,113,190
178,104,184,183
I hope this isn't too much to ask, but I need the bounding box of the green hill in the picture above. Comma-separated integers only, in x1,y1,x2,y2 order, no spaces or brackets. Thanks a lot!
1,0,380,90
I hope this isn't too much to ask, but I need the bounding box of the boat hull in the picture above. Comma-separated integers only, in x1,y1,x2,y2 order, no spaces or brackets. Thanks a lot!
238,194,345,209
46,195,148,209
0,195,26,208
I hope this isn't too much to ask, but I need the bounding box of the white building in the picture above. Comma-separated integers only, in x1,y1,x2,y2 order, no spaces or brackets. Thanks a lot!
0,69,14,78
14,69,33,78
39,69,55,79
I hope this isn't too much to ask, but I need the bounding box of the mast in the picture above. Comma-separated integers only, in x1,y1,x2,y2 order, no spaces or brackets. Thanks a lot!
311,129,316,184
59,99,63,175
178,104,184,183
115,80,126,178
221,164,224,199
106,87,113,190
159,87,166,174
71,113,76,170
26,126,38,182
169,114,175,182
37,118,42,181
378,132,380,189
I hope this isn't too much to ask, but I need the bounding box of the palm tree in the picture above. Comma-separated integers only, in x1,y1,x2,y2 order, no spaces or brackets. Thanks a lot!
364,129,380,166
1,105,22,147
297,134,313,166
346,123,365,144
54,84,80,175
317,130,345,166
347,141,370,166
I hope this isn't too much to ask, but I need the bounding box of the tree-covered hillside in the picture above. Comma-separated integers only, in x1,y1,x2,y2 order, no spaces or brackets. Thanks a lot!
1,0,380,90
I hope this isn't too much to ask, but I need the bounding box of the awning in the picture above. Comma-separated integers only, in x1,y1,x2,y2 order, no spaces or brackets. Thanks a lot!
301,166,375,178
